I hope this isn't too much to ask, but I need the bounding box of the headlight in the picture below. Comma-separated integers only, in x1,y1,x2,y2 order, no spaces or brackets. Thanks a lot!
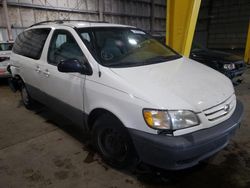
143,109,200,131
223,63,235,70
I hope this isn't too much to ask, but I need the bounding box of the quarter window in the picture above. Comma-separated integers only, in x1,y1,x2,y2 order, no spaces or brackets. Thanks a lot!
48,30,86,66
13,28,51,60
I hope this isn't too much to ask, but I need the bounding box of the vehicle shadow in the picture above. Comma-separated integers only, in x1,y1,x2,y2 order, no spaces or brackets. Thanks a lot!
25,102,231,188
24,101,193,185
21,101,248,188
0,78,8,86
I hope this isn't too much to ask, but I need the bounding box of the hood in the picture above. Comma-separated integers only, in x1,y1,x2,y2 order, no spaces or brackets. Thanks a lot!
110,57,234,112
191,49,243,63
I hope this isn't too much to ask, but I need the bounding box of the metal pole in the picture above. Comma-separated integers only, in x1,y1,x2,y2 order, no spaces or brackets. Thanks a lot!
244,20,250,64
150,0,155,34
166,0,201,57
2,0,13,41
98,0,104,21
206,0,214,48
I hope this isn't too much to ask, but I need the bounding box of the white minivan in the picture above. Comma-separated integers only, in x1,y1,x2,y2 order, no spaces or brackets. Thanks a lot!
9,20,243,170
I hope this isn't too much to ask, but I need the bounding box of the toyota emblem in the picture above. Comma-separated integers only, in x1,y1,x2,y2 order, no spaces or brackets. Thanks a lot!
224,104,230,112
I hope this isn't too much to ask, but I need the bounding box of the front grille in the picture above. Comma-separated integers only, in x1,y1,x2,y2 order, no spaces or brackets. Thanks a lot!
203,96,236,121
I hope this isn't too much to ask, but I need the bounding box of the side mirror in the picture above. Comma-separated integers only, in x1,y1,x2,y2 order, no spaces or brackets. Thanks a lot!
57,59,92,75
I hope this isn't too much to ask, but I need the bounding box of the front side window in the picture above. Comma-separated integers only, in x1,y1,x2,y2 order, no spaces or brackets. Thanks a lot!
77,27,181,68
13,28,51,59
48,30,86,65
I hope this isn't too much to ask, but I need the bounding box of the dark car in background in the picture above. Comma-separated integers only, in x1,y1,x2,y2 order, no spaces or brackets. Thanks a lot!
190,43,246,85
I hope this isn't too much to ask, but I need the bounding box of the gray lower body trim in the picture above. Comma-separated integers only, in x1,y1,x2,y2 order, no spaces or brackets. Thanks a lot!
26,84,87,130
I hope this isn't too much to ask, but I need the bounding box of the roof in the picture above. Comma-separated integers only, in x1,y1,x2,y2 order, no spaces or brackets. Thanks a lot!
29,20,134,29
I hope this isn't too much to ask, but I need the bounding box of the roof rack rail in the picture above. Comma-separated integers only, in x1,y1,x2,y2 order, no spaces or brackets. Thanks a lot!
29,20,109,27
29,20,63,27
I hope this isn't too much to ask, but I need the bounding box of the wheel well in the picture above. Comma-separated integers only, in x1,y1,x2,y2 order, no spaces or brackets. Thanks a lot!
87,108,121,131
88,108,139,165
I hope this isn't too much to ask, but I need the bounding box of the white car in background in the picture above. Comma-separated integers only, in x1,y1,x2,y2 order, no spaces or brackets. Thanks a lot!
8,20,244,170
0,41,13,78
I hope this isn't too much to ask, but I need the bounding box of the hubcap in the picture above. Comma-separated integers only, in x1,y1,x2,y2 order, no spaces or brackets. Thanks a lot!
99,128,128,162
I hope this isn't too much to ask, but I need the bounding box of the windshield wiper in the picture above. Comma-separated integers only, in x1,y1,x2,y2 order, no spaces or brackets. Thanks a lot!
144,55,180,63
106,61,143,68
105,55,181,68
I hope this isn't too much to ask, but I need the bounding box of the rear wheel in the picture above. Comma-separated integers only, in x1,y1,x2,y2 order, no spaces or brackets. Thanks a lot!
92,113,137,169
20,84,35,110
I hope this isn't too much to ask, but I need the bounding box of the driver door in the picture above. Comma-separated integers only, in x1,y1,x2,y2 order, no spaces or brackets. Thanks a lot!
40,29,88,127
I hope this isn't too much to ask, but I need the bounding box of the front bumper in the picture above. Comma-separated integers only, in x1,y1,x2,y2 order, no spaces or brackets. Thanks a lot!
129,100,244,170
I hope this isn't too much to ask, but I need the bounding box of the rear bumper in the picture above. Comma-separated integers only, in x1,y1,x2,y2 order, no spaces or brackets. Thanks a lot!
129,100,244,170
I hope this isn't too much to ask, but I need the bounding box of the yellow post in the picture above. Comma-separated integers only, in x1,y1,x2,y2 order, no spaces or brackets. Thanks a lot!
166,0,201,57
244,21,250,64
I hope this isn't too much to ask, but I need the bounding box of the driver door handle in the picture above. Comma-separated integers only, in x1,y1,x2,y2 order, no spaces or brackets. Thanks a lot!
35,66,41,73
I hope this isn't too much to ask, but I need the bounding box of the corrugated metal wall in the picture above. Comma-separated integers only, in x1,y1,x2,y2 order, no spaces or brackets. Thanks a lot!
1,0,250,50
195,0,250,50
193,0,210,47
207,0,250,50
0,0,166,41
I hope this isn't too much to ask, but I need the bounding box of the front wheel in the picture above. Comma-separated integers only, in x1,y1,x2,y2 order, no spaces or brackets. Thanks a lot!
92,114,137,169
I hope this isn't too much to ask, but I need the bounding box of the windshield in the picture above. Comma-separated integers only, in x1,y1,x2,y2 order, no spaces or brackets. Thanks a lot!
77,27,181,68
0,43,13,51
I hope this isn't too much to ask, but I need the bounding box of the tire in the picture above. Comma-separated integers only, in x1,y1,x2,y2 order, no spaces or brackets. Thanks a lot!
20,84,35,110
92,113,137,169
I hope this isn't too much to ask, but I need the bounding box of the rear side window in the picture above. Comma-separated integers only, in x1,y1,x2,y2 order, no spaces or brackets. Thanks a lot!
13,28,51,60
